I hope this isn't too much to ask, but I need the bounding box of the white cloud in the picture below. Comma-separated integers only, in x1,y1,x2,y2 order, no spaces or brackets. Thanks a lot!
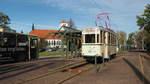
15,0,150,33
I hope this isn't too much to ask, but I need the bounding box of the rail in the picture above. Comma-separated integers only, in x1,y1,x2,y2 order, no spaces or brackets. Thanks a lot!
18,60,87,84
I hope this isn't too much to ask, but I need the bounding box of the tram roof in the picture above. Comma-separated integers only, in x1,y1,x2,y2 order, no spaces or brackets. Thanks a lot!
82,26,116,34
0,31,38,38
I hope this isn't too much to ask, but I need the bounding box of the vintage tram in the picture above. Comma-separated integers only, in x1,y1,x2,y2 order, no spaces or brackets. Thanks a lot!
82,26,117,62
0,31,39,62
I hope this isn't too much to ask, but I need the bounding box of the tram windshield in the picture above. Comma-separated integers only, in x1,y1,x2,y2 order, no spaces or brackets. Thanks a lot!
85,34,95,43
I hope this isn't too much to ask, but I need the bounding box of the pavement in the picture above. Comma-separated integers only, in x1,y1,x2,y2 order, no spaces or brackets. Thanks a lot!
63,52,150,84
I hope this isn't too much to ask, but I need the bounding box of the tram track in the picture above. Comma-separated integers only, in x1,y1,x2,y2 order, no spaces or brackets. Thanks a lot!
55,64,93,84
0,57,85,84
55,55,125,84
0,53,123,84
18,60,87,84
15,52,147,84
0,58,66,83
0,58,64,75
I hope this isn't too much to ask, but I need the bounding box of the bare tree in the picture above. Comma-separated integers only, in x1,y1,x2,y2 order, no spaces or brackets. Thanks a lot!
116,31,127,50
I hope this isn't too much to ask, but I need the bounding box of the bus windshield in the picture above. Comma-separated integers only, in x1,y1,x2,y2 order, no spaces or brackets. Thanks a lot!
85,34,95,43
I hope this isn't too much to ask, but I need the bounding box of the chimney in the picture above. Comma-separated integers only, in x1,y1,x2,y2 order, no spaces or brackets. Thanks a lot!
32,23,35,30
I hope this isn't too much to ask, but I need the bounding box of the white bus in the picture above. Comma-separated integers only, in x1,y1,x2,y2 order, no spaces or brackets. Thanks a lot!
82,26,117,62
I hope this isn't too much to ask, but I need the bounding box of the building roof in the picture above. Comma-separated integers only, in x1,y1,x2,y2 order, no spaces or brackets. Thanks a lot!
29,29,61,39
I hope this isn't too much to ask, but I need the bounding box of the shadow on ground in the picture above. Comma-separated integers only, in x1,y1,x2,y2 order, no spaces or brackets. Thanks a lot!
123,58,150,84
0,62,53,80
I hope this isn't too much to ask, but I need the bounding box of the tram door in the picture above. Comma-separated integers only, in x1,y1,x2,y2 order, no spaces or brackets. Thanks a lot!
104,31,109,59
29,37,39,60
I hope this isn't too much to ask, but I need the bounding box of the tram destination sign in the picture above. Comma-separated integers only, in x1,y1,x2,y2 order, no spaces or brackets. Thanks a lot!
82,27,100,34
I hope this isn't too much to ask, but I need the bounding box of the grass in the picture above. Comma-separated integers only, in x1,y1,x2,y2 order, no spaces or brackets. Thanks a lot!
39,51,65,56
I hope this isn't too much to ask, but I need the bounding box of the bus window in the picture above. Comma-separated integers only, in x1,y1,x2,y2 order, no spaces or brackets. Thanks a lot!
85,34,95,43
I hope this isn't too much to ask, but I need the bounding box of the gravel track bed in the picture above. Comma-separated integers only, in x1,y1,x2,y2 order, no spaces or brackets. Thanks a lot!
0,57,84,84
63,52,150,84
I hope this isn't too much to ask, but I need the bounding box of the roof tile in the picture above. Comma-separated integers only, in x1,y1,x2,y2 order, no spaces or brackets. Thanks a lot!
29,29,61,39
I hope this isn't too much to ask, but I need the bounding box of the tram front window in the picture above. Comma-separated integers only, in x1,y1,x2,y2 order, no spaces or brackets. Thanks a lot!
85,34,95,43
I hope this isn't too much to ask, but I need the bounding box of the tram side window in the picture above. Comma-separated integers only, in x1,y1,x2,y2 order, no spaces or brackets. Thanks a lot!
2,33,16,47
111,33,113,44
114,36,116,44
97,34,99,43
112,34,113,44
85,34,95,43
113,35,115,44
103,31,105,43
17,35,28,43
108,33,111,44
0,33,3,46
100,31,103,43
30,38,38,48
17,35,28,46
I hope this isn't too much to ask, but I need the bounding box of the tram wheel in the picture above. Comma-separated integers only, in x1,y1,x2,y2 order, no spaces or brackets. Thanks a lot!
15,54,26,62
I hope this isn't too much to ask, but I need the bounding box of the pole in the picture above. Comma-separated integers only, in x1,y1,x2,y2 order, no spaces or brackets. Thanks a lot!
139,53,144,74
28,38,31,61
142,38,144,51
95,55,98,72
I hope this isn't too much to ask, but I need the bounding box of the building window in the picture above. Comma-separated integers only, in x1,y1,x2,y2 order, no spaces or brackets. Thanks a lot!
54,40,55,46
52,40,53,45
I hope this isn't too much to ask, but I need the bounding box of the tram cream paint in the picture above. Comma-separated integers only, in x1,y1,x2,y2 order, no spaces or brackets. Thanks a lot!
82,44,102,57
82,26,117,59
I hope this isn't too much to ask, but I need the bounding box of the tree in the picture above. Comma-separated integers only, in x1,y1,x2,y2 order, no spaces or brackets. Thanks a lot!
134,30,146,50
38,38,48,49
127,32,135,47
116,31,127,50
137,4,150,32
0,12,10,29
69,18,76,29
136,4,150,51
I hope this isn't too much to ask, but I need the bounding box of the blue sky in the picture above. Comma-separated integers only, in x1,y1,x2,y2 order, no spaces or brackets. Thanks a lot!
0,0,149,34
